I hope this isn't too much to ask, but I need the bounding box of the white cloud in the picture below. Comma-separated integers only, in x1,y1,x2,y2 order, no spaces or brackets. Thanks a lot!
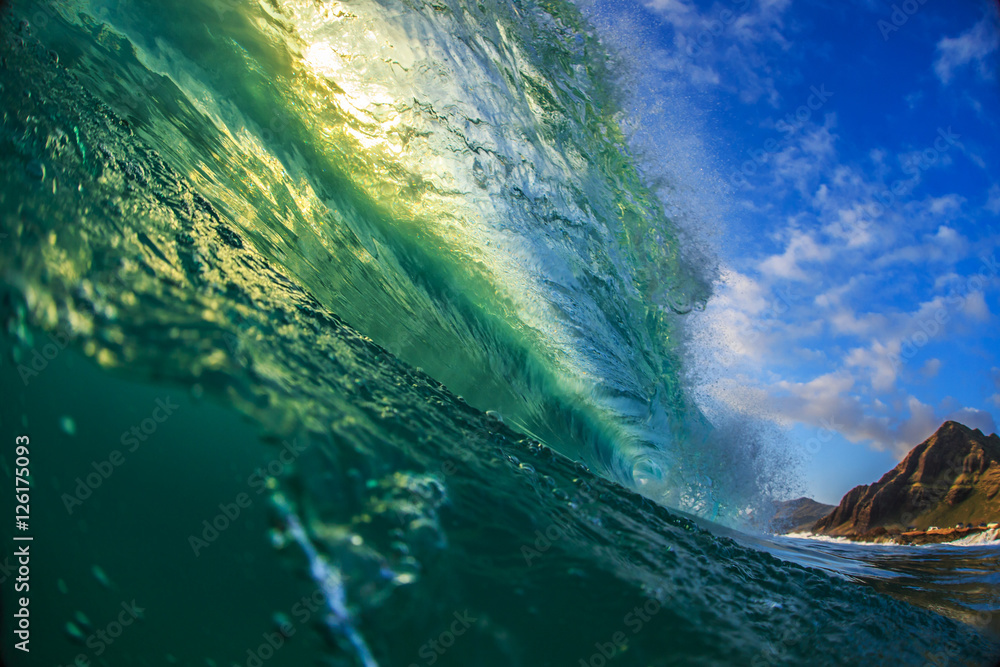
904,90,924,110
944,408,997,435
758,231,832,280
896,396,942,451
927,195,964,216
829,308,888,338
768,119,839,195
697,236,1000,457
920,358,942,378
692,267,808,366
845,340,900,392
758,383,992,456
711,268,769,315
986,184,1000,215
874,224,970,267
642,0,698,29
637,0,795,106
933,13,1000,85
962,291,991,322
743,373,967,456
823,205,875,248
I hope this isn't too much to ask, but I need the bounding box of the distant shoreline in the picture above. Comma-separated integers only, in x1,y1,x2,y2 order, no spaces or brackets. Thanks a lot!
776,422,1000,544
894,525,999,546
784,526,1000,546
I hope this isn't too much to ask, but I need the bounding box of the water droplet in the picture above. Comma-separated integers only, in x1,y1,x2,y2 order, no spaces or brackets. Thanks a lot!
124,161,145,183
91,565,112,588
268,528,288,549
524,439,544,453
26,160,45,181
65,621,85,644
74,610,93,631
59,415,76,436
271,612,293,635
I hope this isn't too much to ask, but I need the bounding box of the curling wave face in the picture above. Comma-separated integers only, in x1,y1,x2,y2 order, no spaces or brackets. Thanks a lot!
33,0,728,509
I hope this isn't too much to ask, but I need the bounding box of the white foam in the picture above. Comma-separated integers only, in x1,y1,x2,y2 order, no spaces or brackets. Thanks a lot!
781,528,1000,547
946,527,1000,546
781,531,901,546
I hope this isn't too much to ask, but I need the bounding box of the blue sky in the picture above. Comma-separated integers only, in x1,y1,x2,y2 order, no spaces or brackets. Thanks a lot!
591,0,1000,503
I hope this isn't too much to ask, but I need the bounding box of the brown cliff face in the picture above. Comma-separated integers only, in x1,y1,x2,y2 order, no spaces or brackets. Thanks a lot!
812,421,1000,536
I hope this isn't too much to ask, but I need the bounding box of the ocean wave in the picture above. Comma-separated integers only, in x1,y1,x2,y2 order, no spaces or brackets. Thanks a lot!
17,0,784,521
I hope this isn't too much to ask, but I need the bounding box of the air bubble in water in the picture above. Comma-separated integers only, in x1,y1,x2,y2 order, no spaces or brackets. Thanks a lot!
65,621,85,644
91,565,112,588
59,415,76,435
74,610,93,631
26,161,45,181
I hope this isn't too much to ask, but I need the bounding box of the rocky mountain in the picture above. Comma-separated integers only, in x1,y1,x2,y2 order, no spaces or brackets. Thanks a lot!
771,497,836,534
813,421,1000,537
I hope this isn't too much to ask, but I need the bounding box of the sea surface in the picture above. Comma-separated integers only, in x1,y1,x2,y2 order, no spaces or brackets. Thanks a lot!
1,0,999,665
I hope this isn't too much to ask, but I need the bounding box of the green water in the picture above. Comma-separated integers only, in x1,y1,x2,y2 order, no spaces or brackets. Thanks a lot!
7,0,722,505
1,1,999,665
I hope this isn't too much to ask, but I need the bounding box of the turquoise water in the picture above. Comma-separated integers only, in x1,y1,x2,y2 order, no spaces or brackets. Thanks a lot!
1,0,998,665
